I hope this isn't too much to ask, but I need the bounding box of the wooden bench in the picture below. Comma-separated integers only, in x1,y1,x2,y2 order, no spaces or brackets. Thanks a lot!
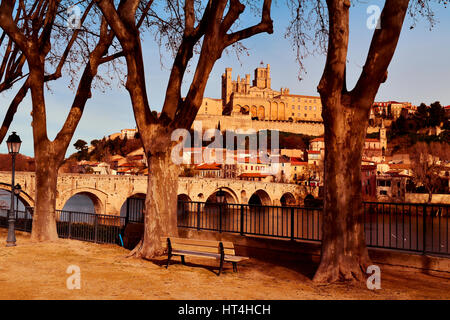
162,237,249,275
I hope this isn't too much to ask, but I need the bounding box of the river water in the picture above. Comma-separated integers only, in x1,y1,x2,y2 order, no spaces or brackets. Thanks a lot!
0,190,96,213
0,190,128,217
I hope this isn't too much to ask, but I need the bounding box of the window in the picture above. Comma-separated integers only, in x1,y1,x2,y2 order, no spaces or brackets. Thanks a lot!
380,190,388,195
305,106,307,110
305,114,307,117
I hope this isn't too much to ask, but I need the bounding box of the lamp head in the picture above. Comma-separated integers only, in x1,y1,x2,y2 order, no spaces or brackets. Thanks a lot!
6,132,22,155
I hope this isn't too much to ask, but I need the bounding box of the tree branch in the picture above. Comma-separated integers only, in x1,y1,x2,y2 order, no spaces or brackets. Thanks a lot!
351,0,410,108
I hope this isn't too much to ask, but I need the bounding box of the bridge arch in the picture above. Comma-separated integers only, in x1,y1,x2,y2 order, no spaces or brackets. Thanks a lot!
177,194,192,202
59,188,107,214
280,192,296,206
0,183,35,209
206,187,239,204
248,189,271,206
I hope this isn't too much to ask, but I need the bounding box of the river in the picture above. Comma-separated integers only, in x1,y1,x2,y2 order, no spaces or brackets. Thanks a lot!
0,190,105,213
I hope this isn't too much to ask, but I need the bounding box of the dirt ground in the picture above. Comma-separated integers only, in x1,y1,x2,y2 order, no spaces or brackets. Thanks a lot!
0,229,449,300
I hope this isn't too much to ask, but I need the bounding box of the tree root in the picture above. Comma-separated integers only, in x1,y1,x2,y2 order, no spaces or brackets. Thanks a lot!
126,239,166,260
313,256,371,285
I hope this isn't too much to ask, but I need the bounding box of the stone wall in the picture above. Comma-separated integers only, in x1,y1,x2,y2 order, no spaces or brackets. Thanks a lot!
193,114,324,136
405,193,450,204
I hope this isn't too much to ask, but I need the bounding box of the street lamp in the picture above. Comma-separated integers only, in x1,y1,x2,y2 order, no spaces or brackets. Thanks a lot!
215,188,226,204
6,132,21,247
14,184,22,219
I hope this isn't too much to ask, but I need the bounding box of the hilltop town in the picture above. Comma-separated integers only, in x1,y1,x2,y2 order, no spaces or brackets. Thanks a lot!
59,65,450,204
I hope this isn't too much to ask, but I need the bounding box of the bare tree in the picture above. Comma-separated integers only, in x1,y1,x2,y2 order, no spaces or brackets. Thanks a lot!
0,0,128,241
287,0,441,283
96,0,274,258
409,141,450,203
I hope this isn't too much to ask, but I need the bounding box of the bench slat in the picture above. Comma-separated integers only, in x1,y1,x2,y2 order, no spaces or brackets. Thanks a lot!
172,250,220,260
224,255,249,262
160,237,235,249
171,243,235,255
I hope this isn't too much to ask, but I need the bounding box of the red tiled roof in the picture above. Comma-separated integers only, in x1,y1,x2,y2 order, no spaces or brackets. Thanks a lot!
239,173,272,178
118,162,135,167
195,163,222,170
290,157,307,165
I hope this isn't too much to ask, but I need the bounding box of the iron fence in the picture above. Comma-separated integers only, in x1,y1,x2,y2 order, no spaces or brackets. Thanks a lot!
1,200,449,256
0,208,125,245
177,201,450,256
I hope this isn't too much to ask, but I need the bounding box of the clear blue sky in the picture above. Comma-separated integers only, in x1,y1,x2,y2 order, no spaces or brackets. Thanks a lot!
1,1,449,157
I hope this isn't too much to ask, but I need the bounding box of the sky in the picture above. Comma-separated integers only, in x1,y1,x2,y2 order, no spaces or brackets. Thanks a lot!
1,1,449,157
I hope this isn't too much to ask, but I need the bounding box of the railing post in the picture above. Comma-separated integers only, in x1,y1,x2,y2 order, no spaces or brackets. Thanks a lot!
68,211,72,239
219,203,222,233
290,207,295,240
94,214,98,243
423,204,427,254
125,198,130,225
197,202,201,230
240,205,244,235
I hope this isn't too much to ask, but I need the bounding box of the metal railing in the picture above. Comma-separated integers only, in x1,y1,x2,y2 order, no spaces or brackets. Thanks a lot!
177,201,450,256
0,208,125,245
1,201,449,257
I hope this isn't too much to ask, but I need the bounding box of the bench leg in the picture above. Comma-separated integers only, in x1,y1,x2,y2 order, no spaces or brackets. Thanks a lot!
232,262,237,273
166,253,172,269
218,258,224,276
181,255,186,265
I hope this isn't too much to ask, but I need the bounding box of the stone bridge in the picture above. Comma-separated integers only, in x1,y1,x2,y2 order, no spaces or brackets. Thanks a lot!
0,171,314,216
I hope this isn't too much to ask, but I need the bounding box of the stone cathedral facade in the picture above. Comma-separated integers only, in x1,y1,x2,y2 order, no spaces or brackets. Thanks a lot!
197,64,324,123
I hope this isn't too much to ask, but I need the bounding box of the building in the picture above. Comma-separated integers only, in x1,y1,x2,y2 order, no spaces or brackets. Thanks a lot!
219,65,323,122
372,101,415,120
376,172,409,202
194,163,223,178
290,158,308,183
307,137,384,164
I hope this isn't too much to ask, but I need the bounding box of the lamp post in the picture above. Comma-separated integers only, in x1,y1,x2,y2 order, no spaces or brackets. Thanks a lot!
215,188,226,233
6,132,21,247
14,184,22,219
215,188,226,204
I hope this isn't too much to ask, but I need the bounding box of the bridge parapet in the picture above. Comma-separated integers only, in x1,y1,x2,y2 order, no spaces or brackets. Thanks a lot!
0,172,314,214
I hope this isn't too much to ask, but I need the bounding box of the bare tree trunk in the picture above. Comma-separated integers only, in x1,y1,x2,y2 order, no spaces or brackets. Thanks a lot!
129,126,180,258
427,191,433,204
30,156,59,242
313,101,371,283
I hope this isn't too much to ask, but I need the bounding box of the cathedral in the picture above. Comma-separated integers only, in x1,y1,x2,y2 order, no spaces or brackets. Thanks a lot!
197,64,323,123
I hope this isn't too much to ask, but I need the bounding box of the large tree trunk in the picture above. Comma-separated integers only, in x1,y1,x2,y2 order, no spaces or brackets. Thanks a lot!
313,101,372,283
129,126,180,259
30,156,59,242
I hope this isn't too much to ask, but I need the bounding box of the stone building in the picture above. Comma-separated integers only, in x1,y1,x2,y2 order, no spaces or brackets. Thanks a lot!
196,64,323,123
